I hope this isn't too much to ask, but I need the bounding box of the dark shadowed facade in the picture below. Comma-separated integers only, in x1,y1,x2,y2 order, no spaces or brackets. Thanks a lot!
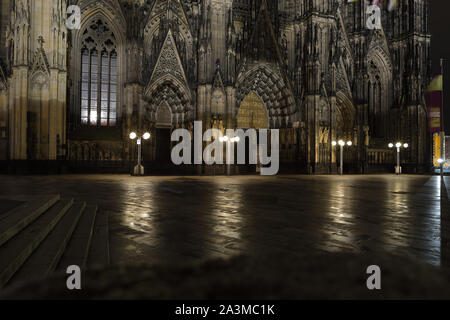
0,0,432,174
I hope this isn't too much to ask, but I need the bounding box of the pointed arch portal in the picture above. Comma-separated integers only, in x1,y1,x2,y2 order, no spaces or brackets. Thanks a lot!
237,92,269,129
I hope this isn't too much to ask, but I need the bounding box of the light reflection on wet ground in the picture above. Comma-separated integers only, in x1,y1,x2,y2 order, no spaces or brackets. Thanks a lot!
0,174,448,267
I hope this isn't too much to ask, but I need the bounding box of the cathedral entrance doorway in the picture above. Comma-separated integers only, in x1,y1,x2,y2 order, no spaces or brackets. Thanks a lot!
154,103,173,169
237,92,269,129
237,92,269,173
155,128,171,163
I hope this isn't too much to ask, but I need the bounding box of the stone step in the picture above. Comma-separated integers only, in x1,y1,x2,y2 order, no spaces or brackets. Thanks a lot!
0,199,24,217
0,199,74,288
0,195,60,247
57,205,98,272
443,177,450,200
87,210,110,268
8,202,87,287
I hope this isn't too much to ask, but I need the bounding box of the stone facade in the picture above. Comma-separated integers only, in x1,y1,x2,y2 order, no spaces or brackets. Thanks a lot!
0,0,432,173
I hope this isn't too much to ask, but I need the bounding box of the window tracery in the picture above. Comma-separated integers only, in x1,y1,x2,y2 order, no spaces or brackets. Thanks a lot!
80,19,118,126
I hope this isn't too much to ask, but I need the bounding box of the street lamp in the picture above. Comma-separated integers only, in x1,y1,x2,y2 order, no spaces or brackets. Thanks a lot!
389,142,408,175
438,158,445,178
332,139,353,175
130,131,151,176
220,135,240,176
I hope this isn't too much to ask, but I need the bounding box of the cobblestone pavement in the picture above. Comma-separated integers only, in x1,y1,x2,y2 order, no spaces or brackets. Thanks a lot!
0,174,447,267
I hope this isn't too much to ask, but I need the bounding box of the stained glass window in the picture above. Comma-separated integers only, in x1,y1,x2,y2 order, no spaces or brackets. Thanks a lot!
80,19,118,126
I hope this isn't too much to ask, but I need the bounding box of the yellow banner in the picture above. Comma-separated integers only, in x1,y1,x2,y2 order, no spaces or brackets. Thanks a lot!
427,74,443,92
431,118,441,128
433,133,449,167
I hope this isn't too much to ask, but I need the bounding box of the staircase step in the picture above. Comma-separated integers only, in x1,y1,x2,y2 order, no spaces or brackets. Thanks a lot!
0,199,24,217
0,195,60,247
9,202,86,286
0,199,74,288
57,205,97,272
87,210,110,268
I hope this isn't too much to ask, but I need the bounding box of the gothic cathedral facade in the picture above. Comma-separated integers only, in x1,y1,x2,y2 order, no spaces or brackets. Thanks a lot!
0,0,432,174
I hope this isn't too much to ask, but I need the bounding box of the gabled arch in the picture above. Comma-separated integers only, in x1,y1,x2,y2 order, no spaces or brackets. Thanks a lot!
143,0,193,62
146,74,191,101
145,80,193,126
145,30,190,97
236,63,295,128
144,28,192,126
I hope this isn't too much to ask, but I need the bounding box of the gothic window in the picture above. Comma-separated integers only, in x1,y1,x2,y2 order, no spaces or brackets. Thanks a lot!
80,19,118,126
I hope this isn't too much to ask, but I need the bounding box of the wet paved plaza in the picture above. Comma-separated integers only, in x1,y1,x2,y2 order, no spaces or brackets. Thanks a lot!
0,174,448,267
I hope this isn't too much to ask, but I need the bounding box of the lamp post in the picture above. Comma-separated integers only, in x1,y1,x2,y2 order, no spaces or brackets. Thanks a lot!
332,139,352,175
130,131,151,176
438,158,445,178
388,142,408,175
219,135,240,176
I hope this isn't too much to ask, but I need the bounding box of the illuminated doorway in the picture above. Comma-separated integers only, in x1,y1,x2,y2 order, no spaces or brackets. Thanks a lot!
237,92,269,173
237,92,269,129
155,103,172,164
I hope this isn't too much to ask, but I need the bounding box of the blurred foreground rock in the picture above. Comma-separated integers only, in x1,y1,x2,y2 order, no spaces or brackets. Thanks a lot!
2,251,450,300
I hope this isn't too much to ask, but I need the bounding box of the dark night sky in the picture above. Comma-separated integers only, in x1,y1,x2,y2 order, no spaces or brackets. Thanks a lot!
430,1,450,130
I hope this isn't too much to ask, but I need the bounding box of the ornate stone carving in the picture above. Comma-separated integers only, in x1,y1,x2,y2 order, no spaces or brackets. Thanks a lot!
30,37,50,77
149,29,188,86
